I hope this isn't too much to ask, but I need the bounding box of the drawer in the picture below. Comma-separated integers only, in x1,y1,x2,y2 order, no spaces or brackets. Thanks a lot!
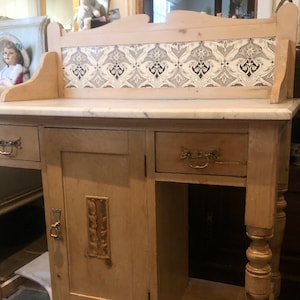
155,132,248,176
0,125,40,162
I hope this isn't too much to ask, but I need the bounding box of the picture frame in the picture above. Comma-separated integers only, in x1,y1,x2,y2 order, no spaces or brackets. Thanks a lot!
108,8,120,22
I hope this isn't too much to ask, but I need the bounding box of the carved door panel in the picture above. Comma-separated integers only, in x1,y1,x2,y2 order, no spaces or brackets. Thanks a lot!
41,128,148,300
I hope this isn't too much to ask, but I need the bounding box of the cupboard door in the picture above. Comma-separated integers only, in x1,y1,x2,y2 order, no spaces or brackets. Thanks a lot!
41,128,148,300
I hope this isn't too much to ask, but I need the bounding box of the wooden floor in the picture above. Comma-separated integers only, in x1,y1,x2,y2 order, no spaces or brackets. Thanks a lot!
0,199,48,299
183,278,244,300
0,235,47,299
0,235,299,299
0,235,47,283
0,199,47,284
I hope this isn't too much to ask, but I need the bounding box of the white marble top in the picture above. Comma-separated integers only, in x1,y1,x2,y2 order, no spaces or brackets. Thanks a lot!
0,98,299,120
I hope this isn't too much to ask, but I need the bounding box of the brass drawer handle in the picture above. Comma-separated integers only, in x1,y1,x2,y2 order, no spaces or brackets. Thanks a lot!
0,137,21,156
180,149,219,169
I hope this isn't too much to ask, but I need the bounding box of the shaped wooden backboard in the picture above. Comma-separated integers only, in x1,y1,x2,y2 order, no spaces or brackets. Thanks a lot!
1,3,298,103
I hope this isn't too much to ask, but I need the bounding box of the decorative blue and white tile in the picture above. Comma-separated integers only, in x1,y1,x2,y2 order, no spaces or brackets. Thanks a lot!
61,37,275,89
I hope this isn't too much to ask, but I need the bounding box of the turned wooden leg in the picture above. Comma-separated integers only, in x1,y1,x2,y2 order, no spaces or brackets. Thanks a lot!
269,190,287,300
245,226,273,300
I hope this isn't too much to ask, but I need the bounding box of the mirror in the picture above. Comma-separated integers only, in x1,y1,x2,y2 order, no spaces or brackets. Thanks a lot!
142,0,256,22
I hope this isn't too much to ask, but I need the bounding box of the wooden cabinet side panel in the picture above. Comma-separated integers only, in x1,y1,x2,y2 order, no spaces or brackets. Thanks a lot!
155,182,189,300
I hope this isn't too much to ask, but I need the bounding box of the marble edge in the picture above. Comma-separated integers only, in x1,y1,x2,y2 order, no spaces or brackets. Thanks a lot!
0,98,299,120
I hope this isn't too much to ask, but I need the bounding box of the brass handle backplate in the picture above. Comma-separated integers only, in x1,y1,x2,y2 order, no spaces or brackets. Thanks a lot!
50,209,62,240
180,149,219,169
0,137,21,156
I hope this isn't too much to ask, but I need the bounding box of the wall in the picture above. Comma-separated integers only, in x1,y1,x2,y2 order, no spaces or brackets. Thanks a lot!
110,0,136,18
46,0,73,29
0,0,73,29
257,0,300,18
0,0,39,18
